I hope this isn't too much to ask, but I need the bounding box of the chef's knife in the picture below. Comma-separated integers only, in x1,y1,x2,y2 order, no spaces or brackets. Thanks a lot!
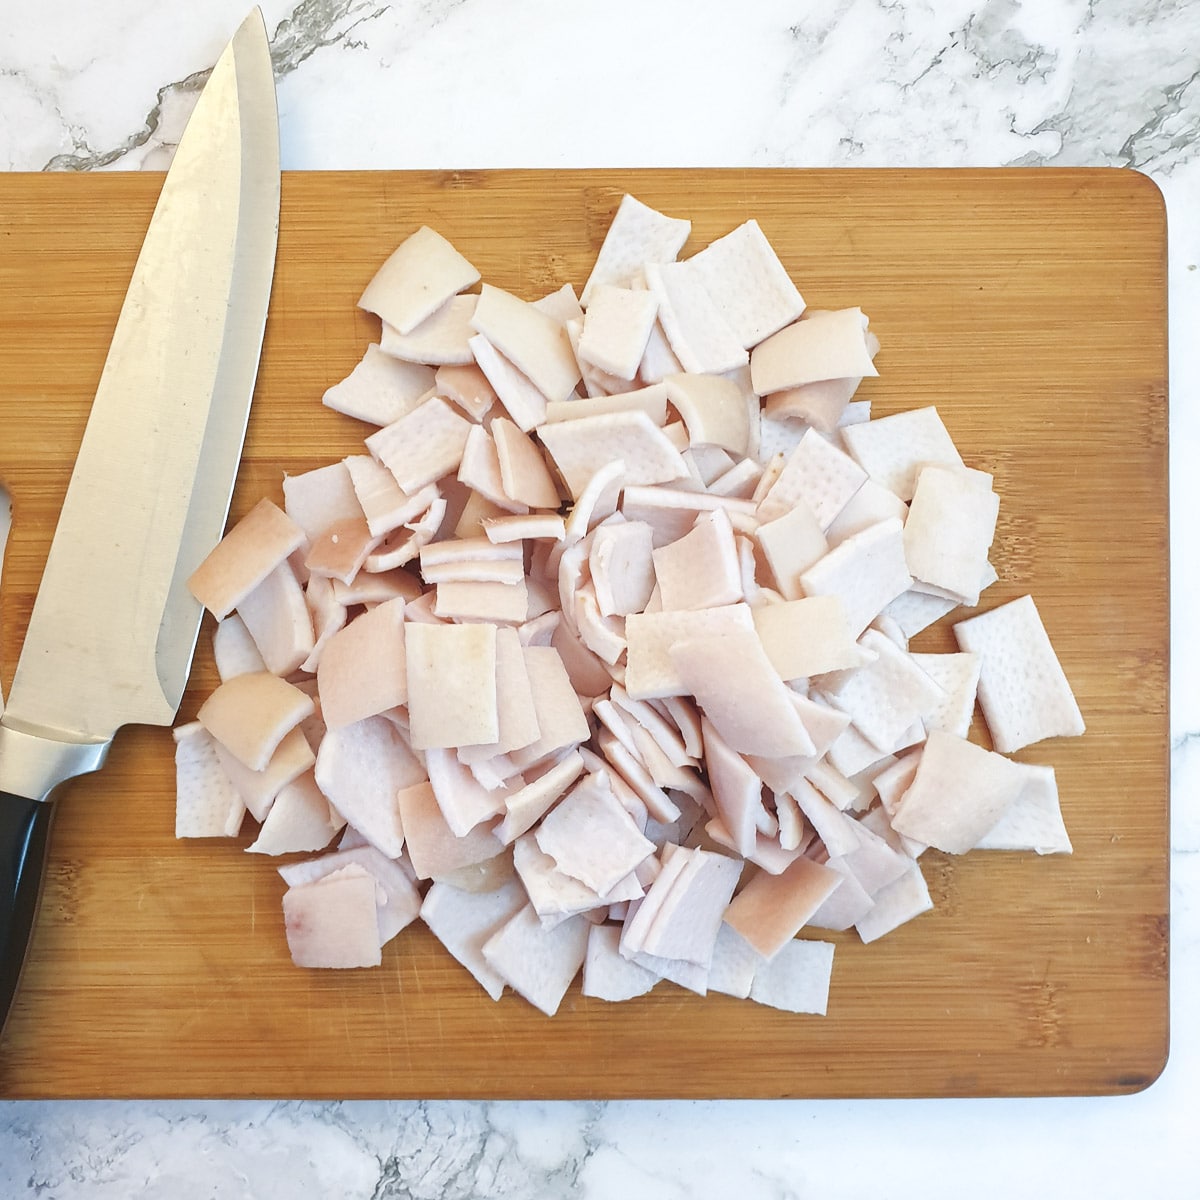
0,9,279,1033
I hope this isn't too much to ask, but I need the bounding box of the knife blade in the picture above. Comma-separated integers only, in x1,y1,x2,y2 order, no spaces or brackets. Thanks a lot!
0,8,279,1033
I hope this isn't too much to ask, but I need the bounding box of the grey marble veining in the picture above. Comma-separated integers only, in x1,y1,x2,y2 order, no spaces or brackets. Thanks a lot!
1,0,1197,1195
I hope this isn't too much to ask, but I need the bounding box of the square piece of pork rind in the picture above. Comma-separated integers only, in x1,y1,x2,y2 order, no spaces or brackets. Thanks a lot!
953,594,1085,754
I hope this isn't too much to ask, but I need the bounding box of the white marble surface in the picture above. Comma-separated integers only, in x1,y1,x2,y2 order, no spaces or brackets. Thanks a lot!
2,0,1197,1195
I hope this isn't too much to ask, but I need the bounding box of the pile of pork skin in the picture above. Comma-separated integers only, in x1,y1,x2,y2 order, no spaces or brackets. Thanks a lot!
175,195,1084,1018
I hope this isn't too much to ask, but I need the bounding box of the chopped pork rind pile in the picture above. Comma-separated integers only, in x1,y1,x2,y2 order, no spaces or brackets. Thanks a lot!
175,195,1086,1018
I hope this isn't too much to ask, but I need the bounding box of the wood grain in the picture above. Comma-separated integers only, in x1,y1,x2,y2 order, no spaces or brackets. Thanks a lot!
0,169,1168,1099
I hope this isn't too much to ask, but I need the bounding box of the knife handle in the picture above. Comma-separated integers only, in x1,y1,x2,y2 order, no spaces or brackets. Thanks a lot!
0,790,55,1034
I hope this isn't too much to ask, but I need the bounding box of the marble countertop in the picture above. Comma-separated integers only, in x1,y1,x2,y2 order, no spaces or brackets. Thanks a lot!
2,1,1195,1195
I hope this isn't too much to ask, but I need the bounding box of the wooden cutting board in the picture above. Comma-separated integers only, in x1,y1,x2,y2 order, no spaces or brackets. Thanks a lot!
0,169,1168,1099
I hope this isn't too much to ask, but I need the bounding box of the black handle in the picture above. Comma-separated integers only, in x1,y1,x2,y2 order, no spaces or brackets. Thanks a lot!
0,790,55,1035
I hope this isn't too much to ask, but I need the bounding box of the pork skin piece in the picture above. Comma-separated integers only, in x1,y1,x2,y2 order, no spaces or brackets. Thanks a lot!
749,307,877,395
506,645,591,769
635,846,744,968
431,578,530,623
800,518,913,637
889,728,1028,854
644,259,748,375
535,771,656,896
322,342,436,426
358,225,480,335
619,844,690,955
278,844,422,945
282,864,383,969
682,219,806,348
952,593,1085,754
173,722,246,838
723,856,843,960
623,602,756,700
789,693,852,760
582,923,660,1001
747,937,835,1015
196,671,315,772
365,395,473,495
457,423,525,514
532,282,584,325
397,779,505,880
652,508,743,612
903,465,999,605
405,621,499,750
420,878,529,1001
436,848,518,895
304,516,382,585
281,461,364,542
805,860,876,932
246,770,340,856
380,293,478,366
437,362,498,422
481,903,590,1016
702,718,768,858
593,731,682,825
344,455,439,539
973,762,1073,855
491,416,562,509
361,495,447,573
456,626,541,762
573,587,626,665
580,194,691,306
314,715,423,859
495,750,586,845
299,573,348,673
788,777,861,858
537,410,689,500
833,816,914,897
839,405,964,502
316,596,408,730
211,614,266,681
234,559,315,677
543,382,669,425
471,283,582,404
578,284,659,381
620,484,758,546
909,651,981,739
420,556,527,586
757,427,868,529
609,686,696,772
424,747,507,838
513,833,623,925
704,816,805,875
562,459,625,546
756,411,809,465
621,941,711,995
550,611,614,700
669,628,816,759
755,501,828,600
764,375,861,434
566,314,638,398
482,513,567,544
824,478,909,550
854,860,933,944
188,498,306,620
705,923,763,999
213,725,315,824
815,628,944,756
637,317,685,384
468,333,548,432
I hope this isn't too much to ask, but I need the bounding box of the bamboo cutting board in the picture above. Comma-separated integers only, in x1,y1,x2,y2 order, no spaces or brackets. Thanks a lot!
0,169,1168,1099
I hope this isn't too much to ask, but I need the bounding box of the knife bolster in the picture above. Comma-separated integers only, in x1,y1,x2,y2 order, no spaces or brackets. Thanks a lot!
0,722,111,804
